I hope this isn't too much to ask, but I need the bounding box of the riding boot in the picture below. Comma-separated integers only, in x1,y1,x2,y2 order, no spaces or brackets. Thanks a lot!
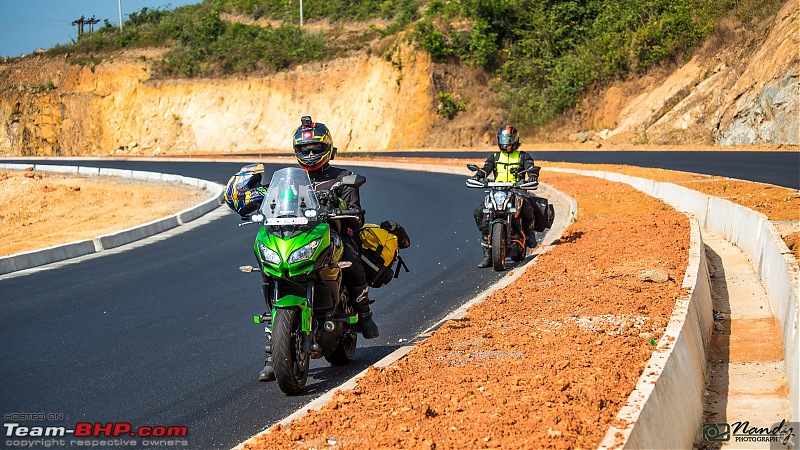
524,224,538,248
352,284,380,339
258,354,275,382
478,237,492,268
258,328,275,382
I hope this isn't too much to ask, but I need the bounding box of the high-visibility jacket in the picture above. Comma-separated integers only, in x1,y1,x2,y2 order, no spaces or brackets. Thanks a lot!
479,150,536,182
496,150,521,182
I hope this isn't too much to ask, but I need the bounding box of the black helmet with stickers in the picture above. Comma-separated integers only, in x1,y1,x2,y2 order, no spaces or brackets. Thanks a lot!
293,116,335,171
497,125,520,152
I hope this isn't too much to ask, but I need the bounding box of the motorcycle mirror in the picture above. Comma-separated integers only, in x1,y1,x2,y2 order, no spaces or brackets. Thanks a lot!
466,163,479,171
239,265,256,273
337,261,353,268
341,174,366,188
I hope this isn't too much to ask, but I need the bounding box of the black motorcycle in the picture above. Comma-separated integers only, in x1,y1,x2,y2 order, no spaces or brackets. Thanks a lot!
466,164,540,271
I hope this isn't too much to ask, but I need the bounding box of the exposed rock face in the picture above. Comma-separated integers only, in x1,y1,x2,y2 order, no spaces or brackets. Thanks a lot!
599,1,798,146
0,46,438,155
0,2,796,155
718,70,798,145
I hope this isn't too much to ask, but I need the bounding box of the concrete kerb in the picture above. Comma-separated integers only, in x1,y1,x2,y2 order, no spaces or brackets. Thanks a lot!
0,163,225,275
598,219,712,449
548,166,799,441
231,161,578,449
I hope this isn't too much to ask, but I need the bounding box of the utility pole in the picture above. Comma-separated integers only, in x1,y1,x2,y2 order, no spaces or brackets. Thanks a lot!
300,0,303,26
87,15,100,33
119,0,123,30
71,15,85,38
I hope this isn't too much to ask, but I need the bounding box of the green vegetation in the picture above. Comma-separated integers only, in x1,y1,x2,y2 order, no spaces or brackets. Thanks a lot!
35,80,57,93
415,0,786,126
207,0,413,22
437,92,466,119
48,4,331,77
45,1,420,78
40,0,785,125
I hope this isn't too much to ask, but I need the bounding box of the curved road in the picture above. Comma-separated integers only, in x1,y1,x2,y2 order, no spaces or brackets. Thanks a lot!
0,161,509,449
237,151,799,189
0,152,795,449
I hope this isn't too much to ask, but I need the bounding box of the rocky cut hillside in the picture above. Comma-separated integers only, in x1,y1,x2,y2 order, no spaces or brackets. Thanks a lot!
555,0,799,147
0,0,797,156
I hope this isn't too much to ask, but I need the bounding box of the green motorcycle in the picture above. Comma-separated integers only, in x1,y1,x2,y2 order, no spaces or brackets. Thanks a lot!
239,167,366,395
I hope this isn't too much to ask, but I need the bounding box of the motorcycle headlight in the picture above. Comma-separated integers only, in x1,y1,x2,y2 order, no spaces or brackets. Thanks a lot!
288,239,320,264
258,242,281,265
492,190,508,206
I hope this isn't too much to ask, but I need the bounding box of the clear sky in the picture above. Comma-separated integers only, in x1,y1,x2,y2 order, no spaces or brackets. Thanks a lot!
0,1,202,58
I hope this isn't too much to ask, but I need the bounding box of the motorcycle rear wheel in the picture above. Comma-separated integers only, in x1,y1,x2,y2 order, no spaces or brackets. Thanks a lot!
491,222,506,271
272,308,309,395
325,331,357,365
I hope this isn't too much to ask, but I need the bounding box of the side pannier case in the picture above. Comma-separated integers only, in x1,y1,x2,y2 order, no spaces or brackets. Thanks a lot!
358,220,410,288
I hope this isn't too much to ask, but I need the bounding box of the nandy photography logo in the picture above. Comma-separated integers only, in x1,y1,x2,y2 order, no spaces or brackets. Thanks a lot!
703,420,797,447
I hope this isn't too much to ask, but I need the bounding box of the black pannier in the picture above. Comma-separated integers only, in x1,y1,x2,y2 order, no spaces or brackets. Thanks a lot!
532,197,555,232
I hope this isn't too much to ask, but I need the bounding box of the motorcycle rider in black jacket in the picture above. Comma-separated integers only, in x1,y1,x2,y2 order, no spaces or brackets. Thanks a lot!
224,116,380,382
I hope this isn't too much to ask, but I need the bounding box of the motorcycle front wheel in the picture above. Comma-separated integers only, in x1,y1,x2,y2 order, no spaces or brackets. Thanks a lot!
272,308,309,395
491,222,506,271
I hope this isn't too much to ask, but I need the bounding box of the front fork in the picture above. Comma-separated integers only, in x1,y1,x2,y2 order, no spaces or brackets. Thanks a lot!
255,279,318,364
488,213,524,249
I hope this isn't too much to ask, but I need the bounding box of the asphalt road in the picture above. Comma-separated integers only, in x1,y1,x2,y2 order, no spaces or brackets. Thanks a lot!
236,151,800,189
0,152,796,449
0,161,508,449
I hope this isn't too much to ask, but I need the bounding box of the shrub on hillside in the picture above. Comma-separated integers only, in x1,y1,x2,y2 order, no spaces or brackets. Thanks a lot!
415,0,785,126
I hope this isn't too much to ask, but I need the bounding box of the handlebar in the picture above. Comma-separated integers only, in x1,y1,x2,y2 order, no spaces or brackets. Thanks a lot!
465,179,538,190
320,208,365,222
339,209,366,215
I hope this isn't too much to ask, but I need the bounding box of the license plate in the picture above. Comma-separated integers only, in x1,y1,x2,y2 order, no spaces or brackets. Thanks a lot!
265,217,308,225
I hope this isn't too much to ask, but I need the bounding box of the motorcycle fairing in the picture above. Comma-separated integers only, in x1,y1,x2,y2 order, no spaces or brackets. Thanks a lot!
255,223,331,278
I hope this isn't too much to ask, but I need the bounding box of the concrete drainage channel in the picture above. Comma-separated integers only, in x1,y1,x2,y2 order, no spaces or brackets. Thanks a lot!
544,167,798,449
0,163,225,275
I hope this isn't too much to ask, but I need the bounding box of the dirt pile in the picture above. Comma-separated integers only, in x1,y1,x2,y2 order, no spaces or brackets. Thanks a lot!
0,169,204,256
0,42,437,156
240,172,689,449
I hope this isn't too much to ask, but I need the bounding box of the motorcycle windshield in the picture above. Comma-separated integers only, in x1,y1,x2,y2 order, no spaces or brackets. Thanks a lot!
260,167,320,226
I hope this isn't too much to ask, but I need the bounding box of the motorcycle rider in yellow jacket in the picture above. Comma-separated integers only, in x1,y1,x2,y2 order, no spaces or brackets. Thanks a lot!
471,125,538,268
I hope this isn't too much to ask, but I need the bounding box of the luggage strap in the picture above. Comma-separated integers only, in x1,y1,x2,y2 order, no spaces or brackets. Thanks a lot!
394,256,409,278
